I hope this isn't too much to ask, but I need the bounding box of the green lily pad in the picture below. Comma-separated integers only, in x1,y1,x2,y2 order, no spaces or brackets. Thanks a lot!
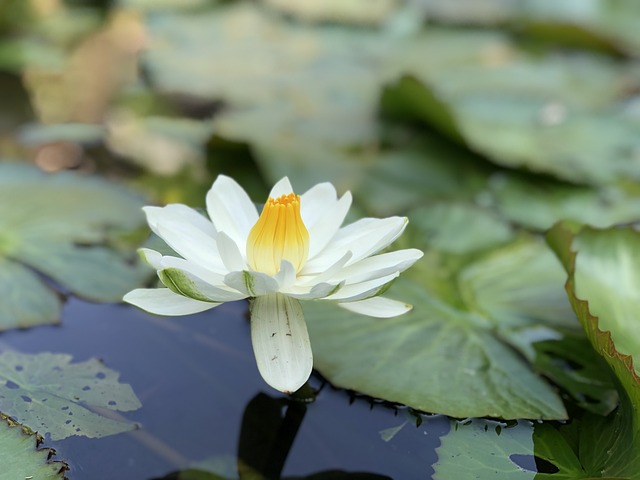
413,0,640,56
0,414,68,479
547,224,640,413
305,237,574,419
0,162,152,331
435,386,640,479
408,203,513,254
433,419,535,480
530,331,617,416
490,173,640,231
381,66,640,186
262,0,399,26
0,350,142,440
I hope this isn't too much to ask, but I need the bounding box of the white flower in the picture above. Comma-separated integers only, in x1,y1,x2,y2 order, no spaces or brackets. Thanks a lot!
124,176,423,393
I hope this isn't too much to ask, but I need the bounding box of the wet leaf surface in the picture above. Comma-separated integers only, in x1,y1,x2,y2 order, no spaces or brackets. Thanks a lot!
0,351,141,440
0,414,68,479
305,237,575,420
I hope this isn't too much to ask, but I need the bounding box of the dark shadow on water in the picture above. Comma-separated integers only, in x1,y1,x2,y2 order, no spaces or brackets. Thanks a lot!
1,298,449,479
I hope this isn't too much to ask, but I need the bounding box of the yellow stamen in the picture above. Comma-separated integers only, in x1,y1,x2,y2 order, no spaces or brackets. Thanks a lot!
246,193,309,276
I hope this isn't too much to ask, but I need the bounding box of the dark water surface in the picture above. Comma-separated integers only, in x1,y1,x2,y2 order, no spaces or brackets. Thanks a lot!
3,299,448,479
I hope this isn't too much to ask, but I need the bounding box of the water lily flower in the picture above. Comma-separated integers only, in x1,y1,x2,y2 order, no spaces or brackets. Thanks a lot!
124,176,423,393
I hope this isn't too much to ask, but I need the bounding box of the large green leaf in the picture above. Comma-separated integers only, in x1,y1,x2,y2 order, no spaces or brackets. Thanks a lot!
547,224,640,414
380,66,640,185
0,350,141,440
0,415,68,479
413,0,640,56
305,237,574,419
0,163,152,330
490,174,640,231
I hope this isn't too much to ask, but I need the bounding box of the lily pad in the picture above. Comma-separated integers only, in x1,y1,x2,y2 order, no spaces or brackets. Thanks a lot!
0,351,141,440
547,224,640,412
413,0,640,56
381,67,640,185
0,414,68,479
305,237,574,419
434,390,640,479
0,162,152,331
490,173,640,231
408,203,513,254
433,419,535,480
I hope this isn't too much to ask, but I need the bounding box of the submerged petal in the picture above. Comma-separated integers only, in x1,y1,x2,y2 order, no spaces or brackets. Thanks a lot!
123,288,219,316
250,293,313,393
338,296,413,318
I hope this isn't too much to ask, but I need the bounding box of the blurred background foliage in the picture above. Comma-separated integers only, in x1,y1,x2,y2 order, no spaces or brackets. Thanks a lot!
1,1,640,475
1,0,640,421
0,0,638,212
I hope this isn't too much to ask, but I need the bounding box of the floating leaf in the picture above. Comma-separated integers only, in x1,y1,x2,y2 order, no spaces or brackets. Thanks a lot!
0,163,152,331
434,391,640,479
0,351,141,440
413,0,640,56
490,173,640,231
381,66,640,185
0,414,68,479
547,224,640,413
305,237,574,419
433,419,535,480
531,331,617,416
408,203,513,254
262,0,399,26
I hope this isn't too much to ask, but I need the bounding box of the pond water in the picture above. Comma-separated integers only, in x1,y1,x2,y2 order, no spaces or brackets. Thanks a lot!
3,298,449,479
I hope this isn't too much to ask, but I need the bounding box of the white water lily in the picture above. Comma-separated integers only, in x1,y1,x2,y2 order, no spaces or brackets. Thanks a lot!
124,176,423,393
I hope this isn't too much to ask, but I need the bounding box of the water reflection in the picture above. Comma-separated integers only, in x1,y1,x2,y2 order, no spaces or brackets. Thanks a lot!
3,299,446,479
161,392,391,480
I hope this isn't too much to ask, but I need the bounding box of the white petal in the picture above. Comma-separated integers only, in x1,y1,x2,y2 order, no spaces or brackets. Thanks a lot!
283,281,343,300
124,288,219,316
160,267,247,302
216,231,246,272
325,272,399,302
268,177,294,198
206,175,259,252
306,191,352,259
250,293,313,393
300,182,340,227
275,260,297,290
338,296,413,318
156,220,226,274
297,251,352,286
144,204,216,238
160,255,228,288
224,270,280,297
331,249,423,284
138,248,163,270
303,217,408,273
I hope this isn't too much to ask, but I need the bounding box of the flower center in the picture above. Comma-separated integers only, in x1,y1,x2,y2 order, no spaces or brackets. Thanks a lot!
246,193,309,276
